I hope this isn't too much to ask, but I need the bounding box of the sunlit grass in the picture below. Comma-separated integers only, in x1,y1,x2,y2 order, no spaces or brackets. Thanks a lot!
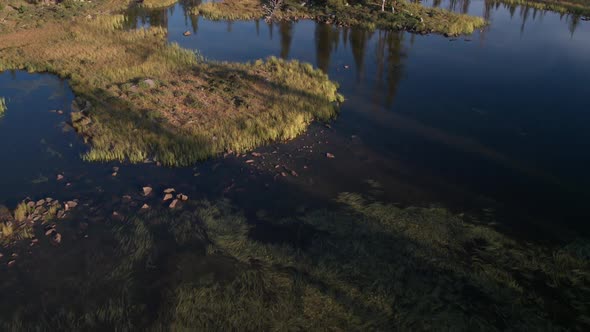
0,204,34,246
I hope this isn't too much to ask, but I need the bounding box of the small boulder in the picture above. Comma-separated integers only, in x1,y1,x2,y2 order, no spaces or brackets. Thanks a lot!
163,188,176,194
141,204,150,210
7,260,16,268
163,193,174,201
178,194,188,201
143,79,156,88
326,153,335,159
183,30,192,36
57,174,64,181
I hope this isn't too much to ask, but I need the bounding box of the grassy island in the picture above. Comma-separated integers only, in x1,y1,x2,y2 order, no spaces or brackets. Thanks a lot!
194,0,487,36
0,0,342,166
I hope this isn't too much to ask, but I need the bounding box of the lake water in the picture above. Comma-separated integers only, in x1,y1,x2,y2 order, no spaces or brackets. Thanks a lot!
2,0,590,235
2,1,590,329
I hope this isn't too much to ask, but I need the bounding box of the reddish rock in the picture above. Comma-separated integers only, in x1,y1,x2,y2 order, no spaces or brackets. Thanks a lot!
142,186,153,196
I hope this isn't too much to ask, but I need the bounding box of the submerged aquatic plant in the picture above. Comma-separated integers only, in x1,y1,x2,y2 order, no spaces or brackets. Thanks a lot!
0,196,589,329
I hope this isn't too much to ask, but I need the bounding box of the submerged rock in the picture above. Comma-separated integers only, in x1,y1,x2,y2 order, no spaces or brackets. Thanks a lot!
51,233,62,245
141,204,150,210
65,201,78,210
142,187,153,196
169,199,179,209
183,30,192,36
7,260,16,268
326,153,335,159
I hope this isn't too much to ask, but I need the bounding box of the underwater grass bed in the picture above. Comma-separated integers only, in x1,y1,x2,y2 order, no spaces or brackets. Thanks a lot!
1,194,589,329
194,0,487,36
0,0,342,166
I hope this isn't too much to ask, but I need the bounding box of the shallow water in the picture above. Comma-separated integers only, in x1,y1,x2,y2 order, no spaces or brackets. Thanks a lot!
2,0,590,236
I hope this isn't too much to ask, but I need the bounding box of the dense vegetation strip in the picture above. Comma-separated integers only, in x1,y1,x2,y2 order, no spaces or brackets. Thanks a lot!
194,0,487,36
0,0,342,166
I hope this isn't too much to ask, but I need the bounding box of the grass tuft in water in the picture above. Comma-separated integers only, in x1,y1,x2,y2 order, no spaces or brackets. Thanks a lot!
0,97,6,117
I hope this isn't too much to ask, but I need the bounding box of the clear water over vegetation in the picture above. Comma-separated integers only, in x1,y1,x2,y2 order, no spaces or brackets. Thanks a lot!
1,0,590,329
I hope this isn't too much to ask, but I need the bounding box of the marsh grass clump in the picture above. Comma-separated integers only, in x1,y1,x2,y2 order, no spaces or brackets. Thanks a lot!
0,97,6,117
194,0,486,36
0,204,33,246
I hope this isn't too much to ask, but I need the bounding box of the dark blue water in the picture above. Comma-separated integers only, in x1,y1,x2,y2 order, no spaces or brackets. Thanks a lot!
0,72,83,203
1,0,589,237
